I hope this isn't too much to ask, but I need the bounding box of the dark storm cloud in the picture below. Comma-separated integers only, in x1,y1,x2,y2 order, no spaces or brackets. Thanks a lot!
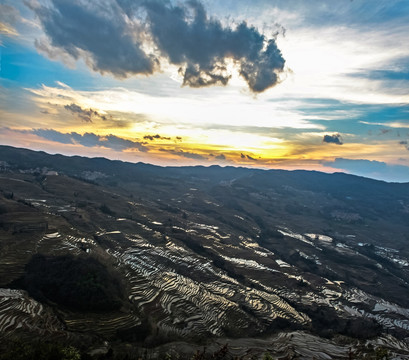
215,154,226,160
238,39,285,93
180,63,231,88
64,103,107,122
144,0,285,92
29,0,285,93
323,134,343,145
28,0,157,78
30,129,147,152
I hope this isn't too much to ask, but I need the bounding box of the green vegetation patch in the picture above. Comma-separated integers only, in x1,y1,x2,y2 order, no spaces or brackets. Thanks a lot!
19,254,124,312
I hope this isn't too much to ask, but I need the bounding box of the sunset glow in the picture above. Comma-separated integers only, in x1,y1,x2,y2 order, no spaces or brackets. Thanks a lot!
1,0,409,181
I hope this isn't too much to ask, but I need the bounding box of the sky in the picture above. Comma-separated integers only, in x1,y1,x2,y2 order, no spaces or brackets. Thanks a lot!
1,0,409,182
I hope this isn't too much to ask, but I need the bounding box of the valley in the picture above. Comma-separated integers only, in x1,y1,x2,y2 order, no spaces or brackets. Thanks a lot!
1,145,409,359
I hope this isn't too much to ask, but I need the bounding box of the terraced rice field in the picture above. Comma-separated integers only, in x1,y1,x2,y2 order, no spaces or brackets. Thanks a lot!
0,289,63,339
115,234,310,338
64,312,141,338
2,165,409,357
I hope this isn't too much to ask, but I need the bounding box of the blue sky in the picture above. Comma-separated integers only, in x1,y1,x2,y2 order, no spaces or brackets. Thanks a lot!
0,0,409,182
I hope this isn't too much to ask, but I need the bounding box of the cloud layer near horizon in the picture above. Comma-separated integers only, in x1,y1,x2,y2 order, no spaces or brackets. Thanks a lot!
17,128,148,152
29,0,285,93
324,158,409,183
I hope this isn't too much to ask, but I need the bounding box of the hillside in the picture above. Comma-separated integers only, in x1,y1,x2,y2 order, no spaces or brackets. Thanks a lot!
1,145,409,359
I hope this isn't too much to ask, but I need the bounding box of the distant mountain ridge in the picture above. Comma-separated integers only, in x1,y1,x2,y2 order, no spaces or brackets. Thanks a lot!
1,144,408,185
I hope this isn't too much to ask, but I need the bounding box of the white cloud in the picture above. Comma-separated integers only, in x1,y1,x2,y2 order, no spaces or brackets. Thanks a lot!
274,25,409,104
27,83,324,131
360,121,409,129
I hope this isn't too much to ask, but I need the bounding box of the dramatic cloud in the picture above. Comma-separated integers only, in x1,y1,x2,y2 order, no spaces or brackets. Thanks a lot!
324,158,409,183
28,0,157,77
215,154,226,160
144,0,285,92
323,134,343,145
64,103,107,122
30,129,147,152
29,0,285,93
